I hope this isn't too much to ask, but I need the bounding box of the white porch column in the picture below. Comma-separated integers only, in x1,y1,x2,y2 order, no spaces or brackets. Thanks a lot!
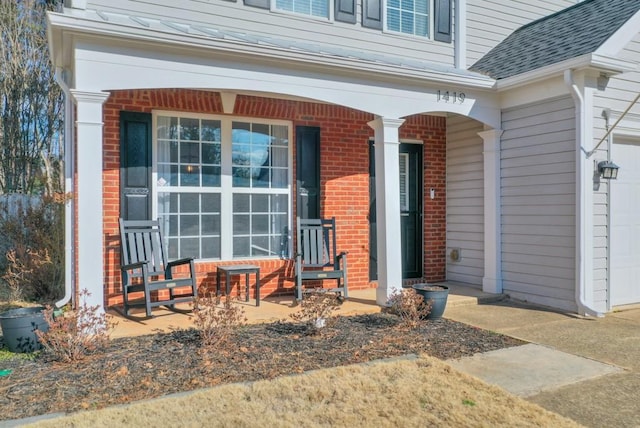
70,90,110,311
479,129,503,294
368,117,405,306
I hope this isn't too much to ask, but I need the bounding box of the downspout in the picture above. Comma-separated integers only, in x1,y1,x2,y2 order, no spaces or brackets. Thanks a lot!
54,67,75,309
564,69,604,317
602,108,612,312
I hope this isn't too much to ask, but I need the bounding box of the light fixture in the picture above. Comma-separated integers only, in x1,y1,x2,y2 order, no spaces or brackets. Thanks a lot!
598,160,619,180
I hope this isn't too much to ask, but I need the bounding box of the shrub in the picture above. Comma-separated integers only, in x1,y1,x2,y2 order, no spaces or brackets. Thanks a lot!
290,291,341,335
386,288,431,329
193,292,247,352
35,289,114,363
2,248,51,303
0,194,65,303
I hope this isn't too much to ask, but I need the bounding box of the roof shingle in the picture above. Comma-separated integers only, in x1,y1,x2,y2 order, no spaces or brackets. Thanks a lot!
470,0,640,80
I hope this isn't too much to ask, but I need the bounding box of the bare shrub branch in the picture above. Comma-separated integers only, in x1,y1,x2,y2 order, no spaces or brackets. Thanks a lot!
193,292,247,353
385,288,432,329
35,289,116,363
290,291,341,335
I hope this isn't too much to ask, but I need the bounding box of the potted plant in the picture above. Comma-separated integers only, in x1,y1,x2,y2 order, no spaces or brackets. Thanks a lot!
0,306,49,352
412,284,449,319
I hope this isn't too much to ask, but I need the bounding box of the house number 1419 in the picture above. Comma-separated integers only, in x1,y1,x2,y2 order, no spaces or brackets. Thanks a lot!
437,91,465,103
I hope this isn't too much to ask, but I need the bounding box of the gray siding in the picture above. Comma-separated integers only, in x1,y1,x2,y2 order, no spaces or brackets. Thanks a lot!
85,0,455,66
501,96,577,311
467,0,577,67
592,32,640,309
446,115,484,286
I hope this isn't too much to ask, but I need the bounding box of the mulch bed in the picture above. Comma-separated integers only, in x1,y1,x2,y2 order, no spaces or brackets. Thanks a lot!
0,313,525,422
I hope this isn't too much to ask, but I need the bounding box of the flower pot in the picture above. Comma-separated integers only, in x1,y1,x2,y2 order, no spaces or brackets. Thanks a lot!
412,284,449,319
0,307,49,353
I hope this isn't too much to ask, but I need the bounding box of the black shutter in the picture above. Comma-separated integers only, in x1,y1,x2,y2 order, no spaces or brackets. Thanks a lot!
335,0,356,23
296,126,321,220
434,0,452,43
244,0,269,9
362,0,382,29
120,111,152,221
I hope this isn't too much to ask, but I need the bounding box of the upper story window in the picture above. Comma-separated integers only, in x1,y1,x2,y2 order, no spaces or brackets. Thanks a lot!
275,0,329,18
243,0,451,43
387,0,430,37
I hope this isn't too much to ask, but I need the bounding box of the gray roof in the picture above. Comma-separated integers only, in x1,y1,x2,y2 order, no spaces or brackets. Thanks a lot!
470,0,640,80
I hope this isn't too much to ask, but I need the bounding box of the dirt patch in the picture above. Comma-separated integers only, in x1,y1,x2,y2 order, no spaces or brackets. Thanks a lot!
0,313,524,422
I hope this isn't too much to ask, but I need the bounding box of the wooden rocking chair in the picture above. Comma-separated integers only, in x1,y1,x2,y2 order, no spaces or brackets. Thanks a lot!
119,219,197,318
295,217,348,301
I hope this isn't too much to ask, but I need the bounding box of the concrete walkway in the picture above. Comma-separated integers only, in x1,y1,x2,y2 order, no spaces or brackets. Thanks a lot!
444,299,640,428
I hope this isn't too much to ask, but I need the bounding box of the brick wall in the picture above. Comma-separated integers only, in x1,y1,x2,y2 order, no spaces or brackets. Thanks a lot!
101,89,446,307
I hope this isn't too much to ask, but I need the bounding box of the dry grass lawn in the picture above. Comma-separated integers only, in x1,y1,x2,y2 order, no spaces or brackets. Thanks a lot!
26,354,582,428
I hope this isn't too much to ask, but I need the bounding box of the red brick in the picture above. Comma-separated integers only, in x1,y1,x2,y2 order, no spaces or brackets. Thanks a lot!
98,90,447,307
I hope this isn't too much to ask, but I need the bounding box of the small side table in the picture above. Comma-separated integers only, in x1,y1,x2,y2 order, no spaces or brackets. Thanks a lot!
216,265,261,306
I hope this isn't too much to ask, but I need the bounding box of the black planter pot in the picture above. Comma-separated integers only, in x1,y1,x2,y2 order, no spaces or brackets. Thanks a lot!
412,284,449,319
0,307,49,353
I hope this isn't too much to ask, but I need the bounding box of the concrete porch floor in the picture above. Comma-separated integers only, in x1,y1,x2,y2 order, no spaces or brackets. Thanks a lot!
109,281,501,338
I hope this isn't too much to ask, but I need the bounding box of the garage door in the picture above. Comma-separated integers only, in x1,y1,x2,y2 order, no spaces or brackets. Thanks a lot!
610,138,640,306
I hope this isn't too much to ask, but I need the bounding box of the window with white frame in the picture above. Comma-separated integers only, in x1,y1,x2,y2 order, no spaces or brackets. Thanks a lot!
155,113,291,261
274,0,329,18
387,0,430,37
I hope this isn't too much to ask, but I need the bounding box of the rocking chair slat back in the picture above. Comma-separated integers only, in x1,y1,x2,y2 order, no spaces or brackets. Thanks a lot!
294,217,348,301
120,220,166,277
300,221,335,267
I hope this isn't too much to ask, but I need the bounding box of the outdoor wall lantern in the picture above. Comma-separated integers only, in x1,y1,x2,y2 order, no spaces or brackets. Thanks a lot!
597,160,620,180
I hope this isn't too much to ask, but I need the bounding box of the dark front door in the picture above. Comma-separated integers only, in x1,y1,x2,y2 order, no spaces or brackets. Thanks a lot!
296,126,321,220
369,142,423,280
120,111,152,221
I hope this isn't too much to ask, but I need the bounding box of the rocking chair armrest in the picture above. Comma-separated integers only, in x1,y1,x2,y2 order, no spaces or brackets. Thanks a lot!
121,261,148,272
166,257,194,270
335,251,348,268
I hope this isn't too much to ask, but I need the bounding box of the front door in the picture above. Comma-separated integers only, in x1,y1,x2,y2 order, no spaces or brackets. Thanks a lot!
369,142,423,280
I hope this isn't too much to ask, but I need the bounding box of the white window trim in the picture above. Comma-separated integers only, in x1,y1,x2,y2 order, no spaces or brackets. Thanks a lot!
270,0,334,22
152,110,293,262
383,0,434,40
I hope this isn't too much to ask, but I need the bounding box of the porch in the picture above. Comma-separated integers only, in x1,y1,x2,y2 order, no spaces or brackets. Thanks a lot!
109,282,502,338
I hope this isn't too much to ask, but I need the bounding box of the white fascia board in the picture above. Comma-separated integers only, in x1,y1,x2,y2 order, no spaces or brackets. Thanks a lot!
496,54,637,92
597,11,640,57
47,12,496,90
46,13,64,67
